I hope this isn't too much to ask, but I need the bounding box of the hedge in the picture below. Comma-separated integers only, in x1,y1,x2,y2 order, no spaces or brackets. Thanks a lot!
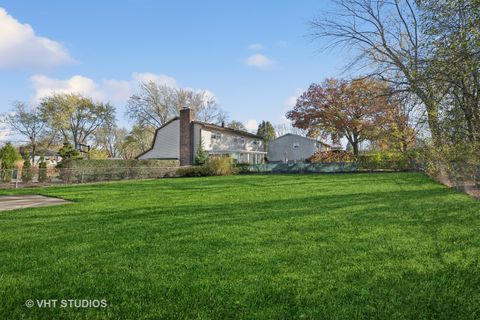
357,151,418,171
57,159,179,183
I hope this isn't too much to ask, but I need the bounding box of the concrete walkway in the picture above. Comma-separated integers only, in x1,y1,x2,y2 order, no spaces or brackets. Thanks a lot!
0,195,70,212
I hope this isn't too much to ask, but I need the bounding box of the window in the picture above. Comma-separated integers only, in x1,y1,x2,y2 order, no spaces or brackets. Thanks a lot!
234,137,245,144
293,142,300,149
211,132,221,140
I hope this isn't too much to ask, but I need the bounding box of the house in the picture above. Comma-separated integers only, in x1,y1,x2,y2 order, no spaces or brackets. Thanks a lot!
34,151,62,166
17,147,62,166
137,108,266,165
267,133,331,163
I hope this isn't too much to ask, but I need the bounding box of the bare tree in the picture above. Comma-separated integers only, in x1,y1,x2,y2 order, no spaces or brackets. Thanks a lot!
127,81,228,128
122,125,155,159
1,102,47,163
310,0,444,144
274,123,308,137
126,82,178,128
94,126,128,158
195,93,228,125
227,121,247,131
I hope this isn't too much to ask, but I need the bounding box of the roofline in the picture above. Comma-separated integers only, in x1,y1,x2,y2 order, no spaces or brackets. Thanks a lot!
276,133,331,147
193,121,263,139
134,117,180,159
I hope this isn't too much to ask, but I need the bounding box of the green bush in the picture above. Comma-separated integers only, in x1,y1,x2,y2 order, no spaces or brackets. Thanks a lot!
38,156,48,182
0,142,21,182
58,142,82,160
176,166,212,177
235,163,252,174
57,159,180,182
21,158,33,182
357,151,417,171
195,141,208,165
176,156,237,177
420,143,479,182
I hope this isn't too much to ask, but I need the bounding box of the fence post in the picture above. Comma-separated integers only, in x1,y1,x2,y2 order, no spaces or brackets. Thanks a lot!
15,169,19,189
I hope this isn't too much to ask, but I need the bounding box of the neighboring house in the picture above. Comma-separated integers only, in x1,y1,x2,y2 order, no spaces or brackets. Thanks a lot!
137,108,266,165
267,134,331,163
34,151,62,166
18,147,62,166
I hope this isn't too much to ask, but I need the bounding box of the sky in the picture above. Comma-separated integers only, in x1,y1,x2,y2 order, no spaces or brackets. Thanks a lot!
0,0,350,143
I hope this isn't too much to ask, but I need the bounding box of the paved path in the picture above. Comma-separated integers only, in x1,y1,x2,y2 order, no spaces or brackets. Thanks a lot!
0,195,70,212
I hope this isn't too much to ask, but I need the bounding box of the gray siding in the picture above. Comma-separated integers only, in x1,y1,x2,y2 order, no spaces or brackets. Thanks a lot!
138,120,180,159
268,134,328,162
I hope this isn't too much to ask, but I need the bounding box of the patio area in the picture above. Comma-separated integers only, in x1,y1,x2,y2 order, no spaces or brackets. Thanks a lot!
0,195,70,212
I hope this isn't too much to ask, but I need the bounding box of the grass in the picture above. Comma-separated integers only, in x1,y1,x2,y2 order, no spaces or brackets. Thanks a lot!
0,173,479,319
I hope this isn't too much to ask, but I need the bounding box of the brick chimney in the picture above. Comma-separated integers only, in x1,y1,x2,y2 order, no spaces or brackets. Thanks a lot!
179,108,194,165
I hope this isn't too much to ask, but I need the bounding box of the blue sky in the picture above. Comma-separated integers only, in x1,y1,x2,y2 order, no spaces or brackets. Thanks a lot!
0,0,348,136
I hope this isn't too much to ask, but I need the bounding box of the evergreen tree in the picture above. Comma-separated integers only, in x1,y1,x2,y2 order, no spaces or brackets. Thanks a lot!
0,143,21,182
195,140,208,165
21,156,33,182
256,121,276,151
38,155,48,182
58,142,81,160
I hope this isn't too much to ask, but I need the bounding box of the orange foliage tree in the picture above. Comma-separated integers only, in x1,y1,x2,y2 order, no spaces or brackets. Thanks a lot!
286,78,394,156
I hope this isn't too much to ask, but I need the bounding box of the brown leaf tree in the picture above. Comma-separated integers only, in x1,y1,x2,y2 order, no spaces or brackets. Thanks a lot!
286,78,393,156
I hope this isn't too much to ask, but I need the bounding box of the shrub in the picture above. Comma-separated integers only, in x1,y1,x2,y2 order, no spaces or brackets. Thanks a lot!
307,150,356,163
235,163,252,174
0,142,21,182
21,158,33,182
38,156,48,182
88,149,109,159
176,156,237,177
357,151,418,171
205,156,236,176
420,143,479,182
195,140,208,165
176,166,212,177
58,142,82,160
57,159,180,182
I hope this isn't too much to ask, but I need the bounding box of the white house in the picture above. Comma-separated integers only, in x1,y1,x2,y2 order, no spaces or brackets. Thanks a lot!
137,108,266,165
267,134,331,163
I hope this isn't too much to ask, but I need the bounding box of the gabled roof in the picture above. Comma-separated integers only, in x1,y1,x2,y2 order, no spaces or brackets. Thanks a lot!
275,133,331,147
193,120,263,139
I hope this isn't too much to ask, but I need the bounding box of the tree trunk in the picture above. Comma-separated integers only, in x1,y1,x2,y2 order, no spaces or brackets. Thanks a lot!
425,102,442,147
352,141,359,157
31,143,36,166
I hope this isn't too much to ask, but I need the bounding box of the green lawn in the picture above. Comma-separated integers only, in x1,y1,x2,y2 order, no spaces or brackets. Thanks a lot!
1,173,480,319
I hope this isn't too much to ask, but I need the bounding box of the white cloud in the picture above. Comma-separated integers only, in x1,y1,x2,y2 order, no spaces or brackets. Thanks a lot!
245,54,274,69
244,119,258,132
29,72,219,108
248,43,263,51
0,7,74,69
284,88,304,108
31,74,103,101
30,72,179,103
